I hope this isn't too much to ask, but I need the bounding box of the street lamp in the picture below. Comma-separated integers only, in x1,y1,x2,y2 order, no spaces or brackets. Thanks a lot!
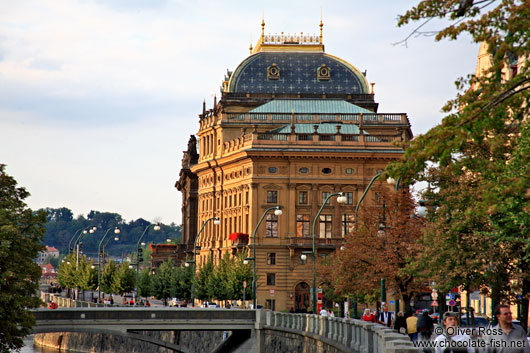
97,227,120,301
68,227,88,254
186,216,220,306
75,226,97,266
134,223,160,303
308,192,346,314
246,206,283,310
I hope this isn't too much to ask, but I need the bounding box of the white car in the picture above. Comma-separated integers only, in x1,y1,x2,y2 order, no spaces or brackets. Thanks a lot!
201,302,218,308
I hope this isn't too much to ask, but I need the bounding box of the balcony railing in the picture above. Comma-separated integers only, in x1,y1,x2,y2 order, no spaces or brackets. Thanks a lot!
222,112,408,125
288,237,344,247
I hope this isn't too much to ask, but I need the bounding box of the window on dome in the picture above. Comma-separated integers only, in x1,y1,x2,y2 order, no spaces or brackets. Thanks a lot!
318,64,330,81
267,64,280,80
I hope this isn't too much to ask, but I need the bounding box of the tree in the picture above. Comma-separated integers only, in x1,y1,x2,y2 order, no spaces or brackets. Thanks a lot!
389,0,530,326
226,252,253,301
209,252,232,301
100,260,117,295
111,262,135,296
76,256,98,301
0,165,46,353
194,256,214,301
138,267,153,299
151,260,175,304
57,254,78,298
319,186,426,313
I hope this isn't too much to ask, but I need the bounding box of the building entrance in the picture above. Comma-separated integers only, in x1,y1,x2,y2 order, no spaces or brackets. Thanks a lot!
295,282,310,313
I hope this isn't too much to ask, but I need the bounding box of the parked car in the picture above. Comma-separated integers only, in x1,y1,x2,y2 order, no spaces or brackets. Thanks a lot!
168,298,179,307
460,315,488,328
201,302,218,308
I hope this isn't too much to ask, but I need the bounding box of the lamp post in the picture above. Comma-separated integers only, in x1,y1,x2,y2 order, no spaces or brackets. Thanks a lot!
102,232,119,265
245,206,283,310
303,192,346,314
97,227,120,302
69,227,87,254
134,223,160,303
185,216,220,306
75,226,96,266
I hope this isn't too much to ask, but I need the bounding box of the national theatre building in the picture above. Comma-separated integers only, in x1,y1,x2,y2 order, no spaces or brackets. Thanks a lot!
175,21,413,312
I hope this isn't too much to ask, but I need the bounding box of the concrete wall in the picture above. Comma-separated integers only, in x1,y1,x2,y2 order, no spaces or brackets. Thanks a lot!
34,330,227,353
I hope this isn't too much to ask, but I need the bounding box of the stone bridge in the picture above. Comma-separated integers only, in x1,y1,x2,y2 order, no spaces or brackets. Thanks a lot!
32,308,417,353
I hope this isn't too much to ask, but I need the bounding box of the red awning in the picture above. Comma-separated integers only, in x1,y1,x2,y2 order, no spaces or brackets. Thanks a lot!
229,232,249,241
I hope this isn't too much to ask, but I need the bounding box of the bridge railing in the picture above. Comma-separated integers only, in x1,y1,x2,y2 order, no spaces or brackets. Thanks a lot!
39,291,119,308
261,311,417,353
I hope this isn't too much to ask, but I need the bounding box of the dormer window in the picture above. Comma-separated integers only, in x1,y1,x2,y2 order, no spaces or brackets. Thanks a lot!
267,64,280,80
317,64,330,81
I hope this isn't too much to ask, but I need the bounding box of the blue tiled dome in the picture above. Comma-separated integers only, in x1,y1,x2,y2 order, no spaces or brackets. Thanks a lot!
227,52,369,94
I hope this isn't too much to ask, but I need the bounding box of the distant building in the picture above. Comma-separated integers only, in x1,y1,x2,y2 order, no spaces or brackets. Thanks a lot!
36,246,60,265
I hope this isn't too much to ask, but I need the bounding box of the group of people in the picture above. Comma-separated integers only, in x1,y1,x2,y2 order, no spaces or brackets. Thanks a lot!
362,305,397,328
362,304,529,353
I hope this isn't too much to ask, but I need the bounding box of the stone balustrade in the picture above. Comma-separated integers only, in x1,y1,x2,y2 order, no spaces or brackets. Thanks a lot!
262,311,417,353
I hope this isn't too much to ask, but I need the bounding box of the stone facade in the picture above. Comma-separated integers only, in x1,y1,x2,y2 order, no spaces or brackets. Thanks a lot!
176,23,413,311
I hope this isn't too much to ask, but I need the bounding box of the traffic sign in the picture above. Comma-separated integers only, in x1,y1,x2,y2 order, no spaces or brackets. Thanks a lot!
448,299,456,306
431,301,439,307
270,289,275,296
431,291,438,300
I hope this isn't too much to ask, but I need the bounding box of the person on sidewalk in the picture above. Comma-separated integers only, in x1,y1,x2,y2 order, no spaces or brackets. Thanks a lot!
486,304,530,353
378,305,394,327
417,309,434,341
434,311,473,353
394,311,407,335
363,308,376,322
406,311,419,342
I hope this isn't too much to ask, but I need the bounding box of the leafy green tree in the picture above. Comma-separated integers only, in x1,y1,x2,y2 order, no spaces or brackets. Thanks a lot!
194,256,215,301
151,260,175,304
389,0,530,326
226,252,253,301
76,256,98,301
100,260,117,295
209,252,232,301
0,165,46,353
111,262,135,296
57,254,77,298
138,267,153,299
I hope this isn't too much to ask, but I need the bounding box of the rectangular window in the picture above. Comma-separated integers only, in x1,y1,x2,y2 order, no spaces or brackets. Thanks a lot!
341,215,355,236
298,191,308,204
266,273,276,286
319,214,332,238
265,214,279,237
245,191,249,205
345,192,353,205
267,253,276,265
296,215,310,237
322,191,331,205
267,191,278,203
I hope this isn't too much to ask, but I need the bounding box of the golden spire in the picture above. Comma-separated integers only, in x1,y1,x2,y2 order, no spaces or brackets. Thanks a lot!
249,33,253,54
370,83,375,94
261,12,265,41
319,9,324,45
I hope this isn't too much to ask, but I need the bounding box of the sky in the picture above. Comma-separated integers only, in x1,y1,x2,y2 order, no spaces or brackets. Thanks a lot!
0,0,479,225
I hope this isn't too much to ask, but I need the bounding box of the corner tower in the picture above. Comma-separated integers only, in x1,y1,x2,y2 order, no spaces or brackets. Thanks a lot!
177,21,413,311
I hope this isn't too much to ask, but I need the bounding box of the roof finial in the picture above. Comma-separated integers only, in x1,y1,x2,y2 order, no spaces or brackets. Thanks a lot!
261,10,265,41
319,8,324,45
370,83,375,95
249,33,253,54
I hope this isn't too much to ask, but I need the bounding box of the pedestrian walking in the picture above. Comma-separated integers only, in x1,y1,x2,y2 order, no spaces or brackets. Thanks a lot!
406,311,419,342
434,311,473,353
394,311,407,335
486,304,530,353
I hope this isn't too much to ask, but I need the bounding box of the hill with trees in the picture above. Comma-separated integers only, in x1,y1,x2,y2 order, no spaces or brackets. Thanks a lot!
40,207,181,259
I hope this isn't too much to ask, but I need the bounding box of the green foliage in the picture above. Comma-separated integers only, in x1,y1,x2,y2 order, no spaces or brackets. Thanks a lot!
57,254,77,290
151,260,174,301
389,0,530,322
225,252,253,301
194,256,214,301
111,262,135,295
0,165,46,353
138,267,153,298
100,260,117,295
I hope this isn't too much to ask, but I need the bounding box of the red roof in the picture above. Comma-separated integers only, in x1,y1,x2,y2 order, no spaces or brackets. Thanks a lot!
42,263,55,270
46,246,59,252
